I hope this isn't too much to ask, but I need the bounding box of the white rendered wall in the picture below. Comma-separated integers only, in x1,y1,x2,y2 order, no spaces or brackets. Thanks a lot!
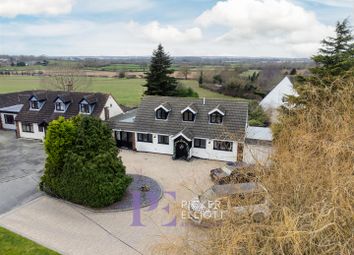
135,132,173,155
18,122,45,140
99,95,123,120
244,144,272,165
0,113,17,130
191,139,237,162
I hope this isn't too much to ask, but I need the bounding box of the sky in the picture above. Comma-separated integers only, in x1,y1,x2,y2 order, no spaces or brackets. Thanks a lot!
0,0,352,57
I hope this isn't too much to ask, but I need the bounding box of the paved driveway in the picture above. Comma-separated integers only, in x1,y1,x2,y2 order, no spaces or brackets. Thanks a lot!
0,150,224,255
0,130,45,214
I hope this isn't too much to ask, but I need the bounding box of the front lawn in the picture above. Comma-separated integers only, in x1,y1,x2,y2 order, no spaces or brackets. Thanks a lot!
0,226,59,255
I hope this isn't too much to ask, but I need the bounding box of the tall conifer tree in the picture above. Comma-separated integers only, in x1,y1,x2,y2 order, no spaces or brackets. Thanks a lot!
144,44,178,96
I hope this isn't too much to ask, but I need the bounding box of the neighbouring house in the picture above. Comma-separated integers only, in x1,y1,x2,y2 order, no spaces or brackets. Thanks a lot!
0,90,122,140
110,96,249,162
260,76,297,122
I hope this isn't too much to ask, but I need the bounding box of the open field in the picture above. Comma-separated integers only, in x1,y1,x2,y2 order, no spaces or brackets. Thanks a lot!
0,76,231,107
0,226,59,255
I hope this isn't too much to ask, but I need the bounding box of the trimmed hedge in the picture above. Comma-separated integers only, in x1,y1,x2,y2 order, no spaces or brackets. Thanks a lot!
41,115,132,208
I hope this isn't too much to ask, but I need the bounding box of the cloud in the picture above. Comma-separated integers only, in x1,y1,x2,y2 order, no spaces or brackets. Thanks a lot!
77,0,155,13
304,0,353,8
195,0,334,56
129,21,203,43
0,0,74,18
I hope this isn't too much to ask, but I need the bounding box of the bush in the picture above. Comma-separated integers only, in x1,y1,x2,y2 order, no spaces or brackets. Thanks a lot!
248,100,269,126
175,84,199,98
41,116,132,208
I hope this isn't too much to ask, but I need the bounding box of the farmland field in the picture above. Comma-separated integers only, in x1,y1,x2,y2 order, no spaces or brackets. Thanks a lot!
0,76,231,107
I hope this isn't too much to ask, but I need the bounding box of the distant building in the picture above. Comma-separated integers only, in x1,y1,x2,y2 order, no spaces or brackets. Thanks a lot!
260,76,297,122
0,90,122,140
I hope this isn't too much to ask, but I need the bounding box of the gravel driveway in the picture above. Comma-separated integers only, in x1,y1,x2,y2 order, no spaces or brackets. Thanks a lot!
0,130,45,214
0,149,224,255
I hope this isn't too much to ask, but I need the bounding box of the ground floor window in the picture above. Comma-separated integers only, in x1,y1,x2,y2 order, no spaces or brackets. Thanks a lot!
137,133,153,143
213,140,233,151
158,135,169,145
4,114,15,124
194,138,206,149
38,125,44,132
22,123,34,133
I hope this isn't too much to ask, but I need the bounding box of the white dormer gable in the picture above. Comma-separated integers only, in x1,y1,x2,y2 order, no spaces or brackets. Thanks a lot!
154,104,171,113
208,108,225,116
180,106,197,114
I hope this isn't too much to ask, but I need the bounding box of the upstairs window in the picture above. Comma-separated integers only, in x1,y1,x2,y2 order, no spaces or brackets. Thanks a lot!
30,100,39,110
80,103,90,114
210,112,223,124
55,102,65,112
156,108,168,120
182,110,195,121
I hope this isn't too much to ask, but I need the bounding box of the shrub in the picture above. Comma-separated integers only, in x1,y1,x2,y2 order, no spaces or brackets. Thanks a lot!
175,84,199,98
41,116,132,208
248,100,269,126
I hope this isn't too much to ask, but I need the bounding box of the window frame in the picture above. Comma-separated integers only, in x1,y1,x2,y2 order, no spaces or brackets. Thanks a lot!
209,112,223,124
80,103,90,114
30,100,39,110
22,123,34,133
137,133,153,143
4,114,15,125
213,140,233,152
182,110,195,122
55,102,65,112
158,135,169,145
194,138,206,149
155,108,168,120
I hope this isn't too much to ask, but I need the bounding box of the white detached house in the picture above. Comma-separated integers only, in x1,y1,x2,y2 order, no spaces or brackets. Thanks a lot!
110,96,249,162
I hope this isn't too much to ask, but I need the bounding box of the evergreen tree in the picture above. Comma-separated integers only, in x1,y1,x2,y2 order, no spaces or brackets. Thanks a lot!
287,19,353,107
198,71,203,86
312,19,353,78
144,44,178,96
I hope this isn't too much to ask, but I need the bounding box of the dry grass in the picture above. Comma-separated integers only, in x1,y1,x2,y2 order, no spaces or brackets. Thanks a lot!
154,76,354,255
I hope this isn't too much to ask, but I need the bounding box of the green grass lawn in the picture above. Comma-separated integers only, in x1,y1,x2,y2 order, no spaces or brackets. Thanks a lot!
0,226,59,255
0,76,232,107
239,69,260,78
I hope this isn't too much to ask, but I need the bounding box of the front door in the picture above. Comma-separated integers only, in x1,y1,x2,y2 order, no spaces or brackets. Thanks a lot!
174,137,191,160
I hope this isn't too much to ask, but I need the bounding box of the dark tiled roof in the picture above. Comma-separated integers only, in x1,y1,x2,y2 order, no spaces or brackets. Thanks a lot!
1,90,109,124
0,91,33,108
110,96,248,140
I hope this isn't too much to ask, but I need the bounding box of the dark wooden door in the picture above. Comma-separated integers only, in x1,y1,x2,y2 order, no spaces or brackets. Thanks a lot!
175,140,189,159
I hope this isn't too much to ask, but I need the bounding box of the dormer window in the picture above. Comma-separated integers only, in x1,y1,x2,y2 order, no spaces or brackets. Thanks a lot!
80,103,90,114
156,108,168,119
55,102,65,112
181,103,197,122
29,94,46,111
210,112,223,124
183,110,195,121
208,105,225,124
30,100,39,110
154,102,171,120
